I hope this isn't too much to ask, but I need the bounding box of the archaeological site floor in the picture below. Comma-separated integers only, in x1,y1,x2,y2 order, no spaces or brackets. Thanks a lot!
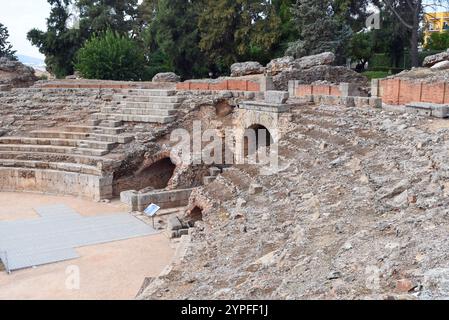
0,192,175,300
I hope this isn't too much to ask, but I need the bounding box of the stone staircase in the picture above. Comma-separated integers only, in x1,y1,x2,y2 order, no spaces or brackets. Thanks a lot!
95,89,184,124
0,119,134,200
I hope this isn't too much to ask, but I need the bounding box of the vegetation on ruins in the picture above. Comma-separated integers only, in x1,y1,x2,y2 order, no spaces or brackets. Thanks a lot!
75,30,146,80
0,23,17,61
26,0,449,79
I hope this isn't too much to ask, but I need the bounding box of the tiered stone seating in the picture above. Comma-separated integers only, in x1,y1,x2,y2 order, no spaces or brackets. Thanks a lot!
95,89,184,124
0,118,134,200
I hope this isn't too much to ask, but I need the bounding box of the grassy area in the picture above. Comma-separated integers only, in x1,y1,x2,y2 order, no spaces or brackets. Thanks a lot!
362,71,390,80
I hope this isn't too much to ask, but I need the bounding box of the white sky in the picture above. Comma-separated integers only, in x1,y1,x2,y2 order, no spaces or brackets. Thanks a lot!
0,0,50,59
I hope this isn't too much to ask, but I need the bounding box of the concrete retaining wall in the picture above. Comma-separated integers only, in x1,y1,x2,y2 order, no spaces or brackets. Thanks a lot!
121,188,194,212
0,168,113,201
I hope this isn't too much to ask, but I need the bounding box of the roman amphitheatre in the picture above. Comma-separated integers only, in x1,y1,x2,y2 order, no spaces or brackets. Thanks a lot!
3,50,449,300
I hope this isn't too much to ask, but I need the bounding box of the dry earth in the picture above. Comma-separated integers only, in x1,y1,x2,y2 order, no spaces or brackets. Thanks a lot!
0,193,174,300
140,102,449,300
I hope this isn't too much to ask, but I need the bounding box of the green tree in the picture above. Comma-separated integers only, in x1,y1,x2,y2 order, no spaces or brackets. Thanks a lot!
271,0,298,55
28,0,81,77
28,0,140,78
198,0,281,74
287,0,353,61
77,0,139,37
348,31,374,71
425,31,449,50
0,23,17,60
75,30,146,80
144,0,207,79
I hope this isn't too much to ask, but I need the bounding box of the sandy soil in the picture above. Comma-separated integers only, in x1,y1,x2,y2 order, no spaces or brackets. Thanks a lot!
0,192,175,300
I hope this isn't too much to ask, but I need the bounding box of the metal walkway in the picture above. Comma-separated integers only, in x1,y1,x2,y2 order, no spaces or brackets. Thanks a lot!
0,204,156,272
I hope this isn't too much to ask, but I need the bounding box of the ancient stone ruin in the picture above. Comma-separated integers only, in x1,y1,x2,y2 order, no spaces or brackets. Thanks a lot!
3,52,449,300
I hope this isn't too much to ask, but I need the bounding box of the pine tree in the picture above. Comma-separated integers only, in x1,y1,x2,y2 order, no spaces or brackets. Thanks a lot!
77,0,139,37
147,0,207,79
27,0,81,77
0,23,17,61
198,0,281,74
287,0,352,60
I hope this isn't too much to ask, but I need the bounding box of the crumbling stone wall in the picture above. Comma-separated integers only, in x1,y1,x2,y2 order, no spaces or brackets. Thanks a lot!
0,58,37,90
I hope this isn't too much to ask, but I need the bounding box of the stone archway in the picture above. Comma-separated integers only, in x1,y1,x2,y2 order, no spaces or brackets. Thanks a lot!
234,109,280,165
243,124,275,157
137,157,177,190
113,151,181,195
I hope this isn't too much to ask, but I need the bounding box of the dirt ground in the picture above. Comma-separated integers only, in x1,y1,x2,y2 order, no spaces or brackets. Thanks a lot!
0,192,175,300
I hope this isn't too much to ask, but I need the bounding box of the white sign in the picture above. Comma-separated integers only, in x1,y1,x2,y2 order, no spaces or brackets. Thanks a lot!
144,204,160,217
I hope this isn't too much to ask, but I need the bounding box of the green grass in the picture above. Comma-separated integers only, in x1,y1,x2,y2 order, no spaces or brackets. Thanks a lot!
362,70,390,80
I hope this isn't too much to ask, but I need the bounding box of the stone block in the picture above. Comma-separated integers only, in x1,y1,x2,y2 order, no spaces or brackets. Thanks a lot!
371,79,380,97
209,167,222,177
369,97,382,108
265,91,289,104
339,83,360,97
249,184,263,195
432,104,449,118
167,216,183,231
259,76,275,92
203,176,217,185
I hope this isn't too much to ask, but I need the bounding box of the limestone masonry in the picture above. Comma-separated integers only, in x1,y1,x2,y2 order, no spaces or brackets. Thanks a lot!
3,53,449,299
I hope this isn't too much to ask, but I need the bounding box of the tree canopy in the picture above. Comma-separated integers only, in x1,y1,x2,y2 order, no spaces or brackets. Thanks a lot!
0,22,17,61
27,0,443,79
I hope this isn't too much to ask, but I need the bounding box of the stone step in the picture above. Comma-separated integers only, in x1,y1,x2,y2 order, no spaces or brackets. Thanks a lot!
113,95,184,103
101,107,177,116
0,151,115,168
0,159,102,176
120,89,177,97
94,113,176,124
203,176,217,185
29,131,134,144
86,119,102,126
120,101,181,110
209,167,222,177
100,120,123,128
0,137,116,151
0,144,109,157
66,125,125,135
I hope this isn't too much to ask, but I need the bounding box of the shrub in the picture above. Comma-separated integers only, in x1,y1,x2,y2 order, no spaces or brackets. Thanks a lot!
425,31,449,51
75,31,146,81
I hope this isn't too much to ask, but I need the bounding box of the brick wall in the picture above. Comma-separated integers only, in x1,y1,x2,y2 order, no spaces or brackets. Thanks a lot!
293,84,342,98
176,79,261,92
42,84,132,89
380,79,449,105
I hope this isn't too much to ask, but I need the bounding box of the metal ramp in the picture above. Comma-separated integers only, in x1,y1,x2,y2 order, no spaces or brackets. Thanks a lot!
0,204,156,272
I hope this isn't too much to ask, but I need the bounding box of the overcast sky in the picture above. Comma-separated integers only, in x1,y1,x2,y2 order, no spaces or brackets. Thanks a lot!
0,0,50,59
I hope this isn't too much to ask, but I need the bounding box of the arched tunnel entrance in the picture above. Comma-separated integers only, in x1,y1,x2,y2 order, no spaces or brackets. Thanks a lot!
113,157,177,195
244,124,274,158
139,158,177,190
190,206,203,222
